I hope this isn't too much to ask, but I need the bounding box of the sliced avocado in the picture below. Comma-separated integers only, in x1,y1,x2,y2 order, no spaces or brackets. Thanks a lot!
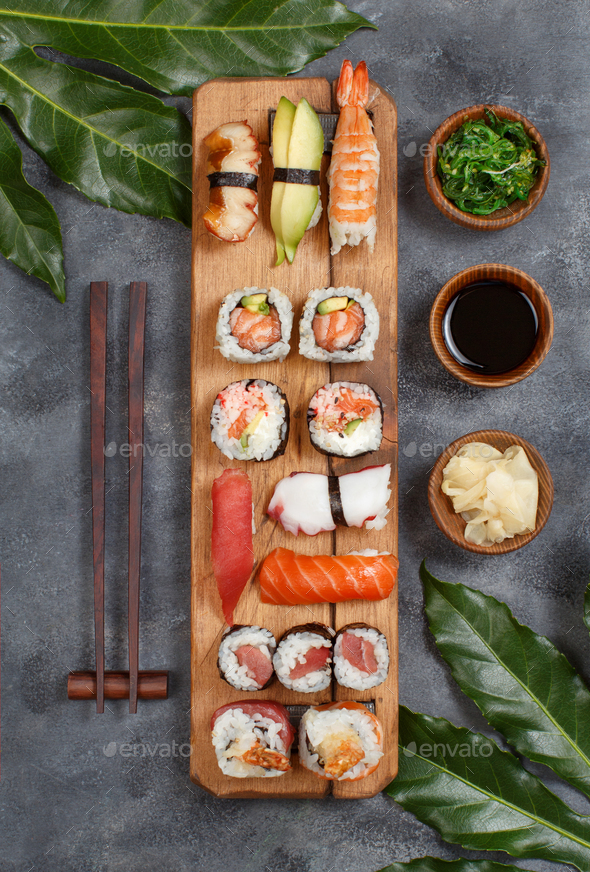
270,97,297,266
343,418,363,436
281,98,324,264
239,410,265,449
346,298,356,309
317,296,348,316
241,293,269,314
241,293,267,307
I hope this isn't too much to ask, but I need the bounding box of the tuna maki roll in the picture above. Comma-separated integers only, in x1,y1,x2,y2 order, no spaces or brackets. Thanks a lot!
333,622,389,690
273,623,334,692
299,701,383,780
216,287,293,363
307,381,383,458
217,625,276,691
299,286,379,362
211,700,294,778
211,379,289,461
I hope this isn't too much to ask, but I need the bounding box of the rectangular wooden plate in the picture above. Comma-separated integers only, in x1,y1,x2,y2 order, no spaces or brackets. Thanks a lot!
190,75,398,799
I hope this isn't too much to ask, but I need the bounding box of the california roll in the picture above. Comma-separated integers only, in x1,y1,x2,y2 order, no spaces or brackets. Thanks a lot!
211,379,289,461
307,381,383,457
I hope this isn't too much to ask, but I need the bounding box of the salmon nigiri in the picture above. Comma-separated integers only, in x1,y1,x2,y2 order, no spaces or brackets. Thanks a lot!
211,469,254,624
258,547,398,605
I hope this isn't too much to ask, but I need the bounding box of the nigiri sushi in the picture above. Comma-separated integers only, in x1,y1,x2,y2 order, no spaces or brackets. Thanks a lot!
258,547,398,605
203,121,261,243
267,464,391,536
211,468,254,625
328,61,380,255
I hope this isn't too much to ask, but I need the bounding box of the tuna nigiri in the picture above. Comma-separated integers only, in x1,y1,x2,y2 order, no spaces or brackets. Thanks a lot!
258,547,398,605
211,469,254,624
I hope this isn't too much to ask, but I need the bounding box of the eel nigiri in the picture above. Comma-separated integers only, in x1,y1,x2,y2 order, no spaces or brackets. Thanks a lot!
203,121,261,243
211,468,254,624
267,464,391,536
258,547,398,605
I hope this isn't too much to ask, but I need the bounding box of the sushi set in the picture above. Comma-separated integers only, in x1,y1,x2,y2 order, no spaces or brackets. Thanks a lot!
190,71,398,798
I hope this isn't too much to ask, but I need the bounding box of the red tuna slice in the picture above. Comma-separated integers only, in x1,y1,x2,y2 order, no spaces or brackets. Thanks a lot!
290,645,331,680
341,632,378,675
211,469,254,625
235,645,273,686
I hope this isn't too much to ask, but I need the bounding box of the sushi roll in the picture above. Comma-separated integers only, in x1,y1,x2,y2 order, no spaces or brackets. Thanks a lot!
211,700,294,778
307,381,383,458
273,623,334,692
267,465,391,536
211,379,289,462
216,287,293,363
299,286,379,362
217,625,276,691
333,623,389,690
299,701,383,780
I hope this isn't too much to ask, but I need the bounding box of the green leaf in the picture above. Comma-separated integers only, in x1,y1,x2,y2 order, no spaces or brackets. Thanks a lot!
0,0,375,97
387,707,590,871
421,562,590,799
0,28,192,225
377,859,532,872
584,580,590,637
0,116,64,300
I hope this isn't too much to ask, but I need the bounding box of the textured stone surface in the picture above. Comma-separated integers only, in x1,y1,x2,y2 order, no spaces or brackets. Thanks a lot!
1,2,589,870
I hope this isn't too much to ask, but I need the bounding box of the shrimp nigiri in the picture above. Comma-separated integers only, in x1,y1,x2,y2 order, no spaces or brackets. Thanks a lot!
327,61,380,255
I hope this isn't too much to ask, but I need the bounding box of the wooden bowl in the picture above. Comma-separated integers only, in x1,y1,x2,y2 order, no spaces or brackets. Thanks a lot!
428,429,554,555
424,104,550,231
429,263,553,388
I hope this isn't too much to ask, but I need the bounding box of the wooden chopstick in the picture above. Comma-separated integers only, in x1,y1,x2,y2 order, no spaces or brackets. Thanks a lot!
128,282,147,714
89,281,108,714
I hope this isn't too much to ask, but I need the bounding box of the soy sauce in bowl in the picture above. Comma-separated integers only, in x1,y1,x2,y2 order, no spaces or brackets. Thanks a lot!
442,280,538,375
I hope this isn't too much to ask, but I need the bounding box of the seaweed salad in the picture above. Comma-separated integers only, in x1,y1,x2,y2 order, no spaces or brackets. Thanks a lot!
437,109,545,214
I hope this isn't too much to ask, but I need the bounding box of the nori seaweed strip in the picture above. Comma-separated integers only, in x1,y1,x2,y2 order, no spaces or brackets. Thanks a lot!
273,168,320,185
328,475,348,527
208,172,258,191
278,622,334,644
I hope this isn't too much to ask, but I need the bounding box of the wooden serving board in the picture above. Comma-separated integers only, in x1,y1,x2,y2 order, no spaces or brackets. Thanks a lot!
190,76,398,799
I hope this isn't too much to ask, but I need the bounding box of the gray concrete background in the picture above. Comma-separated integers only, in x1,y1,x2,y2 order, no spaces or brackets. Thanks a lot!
1,1,589,870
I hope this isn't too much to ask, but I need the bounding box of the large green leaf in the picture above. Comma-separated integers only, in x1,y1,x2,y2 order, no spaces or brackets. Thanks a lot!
0,28,192,224
377,859,532,872
386,707,590,871
0,0,374,97
0,116,64,300
421,563,590,799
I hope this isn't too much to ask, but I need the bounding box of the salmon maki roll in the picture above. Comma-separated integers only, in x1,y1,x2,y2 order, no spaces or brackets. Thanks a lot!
299,287,380,362
216,287,293,363
299,701,383,780
258,547,398,605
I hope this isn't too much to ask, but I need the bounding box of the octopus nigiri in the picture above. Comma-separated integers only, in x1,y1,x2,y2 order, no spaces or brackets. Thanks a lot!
203,121,261,243
327,61,380,255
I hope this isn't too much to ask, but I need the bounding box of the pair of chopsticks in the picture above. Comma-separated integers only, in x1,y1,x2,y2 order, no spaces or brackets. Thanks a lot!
89,281,146,714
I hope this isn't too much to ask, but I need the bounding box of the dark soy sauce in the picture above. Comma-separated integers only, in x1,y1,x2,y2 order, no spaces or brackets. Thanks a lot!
442,281,538,375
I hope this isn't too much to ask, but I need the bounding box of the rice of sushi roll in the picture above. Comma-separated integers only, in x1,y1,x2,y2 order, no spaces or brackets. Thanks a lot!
216,287,293,363
333,623,389,690
299,701,383,781
211,379,289,461
273,623,334,693
211,700,294,778
307,381,383,458
299,286,379,362
217,625,276,691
